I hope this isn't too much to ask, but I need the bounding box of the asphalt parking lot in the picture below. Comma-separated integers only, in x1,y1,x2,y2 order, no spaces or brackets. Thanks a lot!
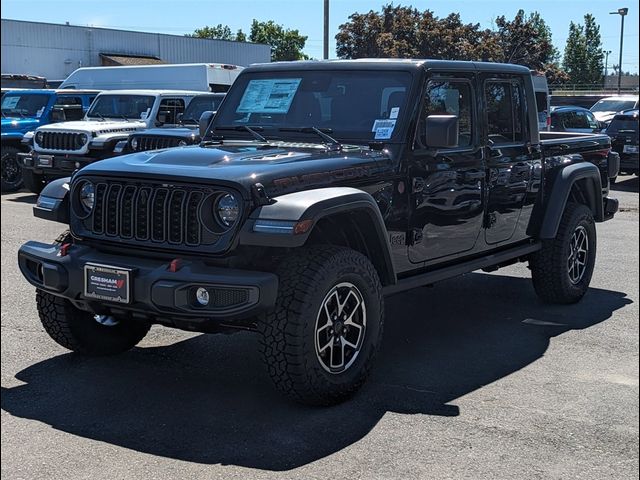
1,176,638,480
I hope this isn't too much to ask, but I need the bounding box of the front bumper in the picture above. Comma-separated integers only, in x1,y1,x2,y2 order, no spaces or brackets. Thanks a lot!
18,151,96,177
18,241,278,331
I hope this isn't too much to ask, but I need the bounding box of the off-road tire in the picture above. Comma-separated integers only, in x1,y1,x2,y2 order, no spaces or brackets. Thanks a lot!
530,203,596,304
22,169,45,194
35,230,150,355
258,246,384,406
1,146,23,192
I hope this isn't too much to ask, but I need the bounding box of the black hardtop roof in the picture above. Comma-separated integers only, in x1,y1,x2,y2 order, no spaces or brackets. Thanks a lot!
614,109,639,118
245,58,531,75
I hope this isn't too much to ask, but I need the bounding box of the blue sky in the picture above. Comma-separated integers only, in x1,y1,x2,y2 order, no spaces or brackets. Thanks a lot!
2,0,638,72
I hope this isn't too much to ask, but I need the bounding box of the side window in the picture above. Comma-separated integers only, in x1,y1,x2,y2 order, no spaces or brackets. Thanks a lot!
586,112,599,130
485,81,526,145
156,98,186,124
419,81,473,148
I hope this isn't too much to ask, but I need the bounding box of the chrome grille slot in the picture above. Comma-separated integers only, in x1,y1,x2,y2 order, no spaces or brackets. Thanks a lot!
92,183,108,234
120,186,136,239
185,191,203,246
105,184,122,236
151,188,169,242
135,187,152,240
168,190,186,244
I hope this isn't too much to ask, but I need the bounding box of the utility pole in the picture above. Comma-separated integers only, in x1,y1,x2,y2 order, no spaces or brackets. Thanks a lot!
609,7,628,95
604,50,612,89
323,0,329,60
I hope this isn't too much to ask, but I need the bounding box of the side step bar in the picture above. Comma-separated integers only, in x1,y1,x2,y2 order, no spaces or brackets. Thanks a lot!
383,242,541,297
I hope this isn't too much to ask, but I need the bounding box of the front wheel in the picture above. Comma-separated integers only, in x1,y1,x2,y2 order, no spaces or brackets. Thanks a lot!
258,246,384,406
1,146,24,192
530,203,596,304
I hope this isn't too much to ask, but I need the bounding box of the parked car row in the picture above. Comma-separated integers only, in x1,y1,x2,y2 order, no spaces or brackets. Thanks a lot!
1,63,238,192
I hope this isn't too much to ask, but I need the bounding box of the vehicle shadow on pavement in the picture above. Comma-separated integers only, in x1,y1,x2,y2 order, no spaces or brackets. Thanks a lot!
1,273,631,471
3,192,37,203
611,176,639,193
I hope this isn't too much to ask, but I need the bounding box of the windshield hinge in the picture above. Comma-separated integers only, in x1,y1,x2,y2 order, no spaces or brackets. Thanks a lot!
251,183,276,207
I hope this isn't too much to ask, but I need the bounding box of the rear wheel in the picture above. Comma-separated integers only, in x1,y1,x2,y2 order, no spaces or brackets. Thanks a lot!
1,146,23,192
22,169,45,194
530,203,596,304
258,246,384,406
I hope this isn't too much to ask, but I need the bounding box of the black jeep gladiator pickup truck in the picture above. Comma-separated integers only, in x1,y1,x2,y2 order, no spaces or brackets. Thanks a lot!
18,60,619,405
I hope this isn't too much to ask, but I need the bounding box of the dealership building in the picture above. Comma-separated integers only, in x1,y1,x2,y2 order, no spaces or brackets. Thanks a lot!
1,19,271,81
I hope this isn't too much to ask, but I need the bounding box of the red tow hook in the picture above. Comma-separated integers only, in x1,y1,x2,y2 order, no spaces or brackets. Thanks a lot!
57,243,72,257
168,258,183,272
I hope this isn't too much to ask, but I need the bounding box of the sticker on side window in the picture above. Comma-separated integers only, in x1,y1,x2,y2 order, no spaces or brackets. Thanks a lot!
236,78,302,114
140,108,150,119
35,107,45,118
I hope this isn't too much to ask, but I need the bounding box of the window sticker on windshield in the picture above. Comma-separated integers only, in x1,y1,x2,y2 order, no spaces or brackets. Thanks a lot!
389,107,399,119
35,107,45,118
371,119,396,133
375,127,395,140
236,78,302,114
2,96,19,109
140,108,150,119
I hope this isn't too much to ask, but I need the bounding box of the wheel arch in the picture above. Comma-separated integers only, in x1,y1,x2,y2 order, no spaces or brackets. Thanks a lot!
538,162,604,239
239,187,397,286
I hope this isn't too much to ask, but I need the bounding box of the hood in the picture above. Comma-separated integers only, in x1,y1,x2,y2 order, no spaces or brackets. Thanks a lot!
1,117,41,131
37,119,146,135
78,143,394,197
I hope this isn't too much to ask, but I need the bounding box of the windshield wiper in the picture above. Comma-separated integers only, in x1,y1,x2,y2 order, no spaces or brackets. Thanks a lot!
181,118,199,125
90,112,106,121
279,127,342,151
119,114,130,122
214,125,268,142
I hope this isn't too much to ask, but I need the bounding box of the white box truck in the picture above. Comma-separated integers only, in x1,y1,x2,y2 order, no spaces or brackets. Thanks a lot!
60,63,243,92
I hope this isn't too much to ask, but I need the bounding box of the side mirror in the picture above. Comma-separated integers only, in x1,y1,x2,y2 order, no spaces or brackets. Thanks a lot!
156,111,169,125
199,110,216,138
425,115,458,149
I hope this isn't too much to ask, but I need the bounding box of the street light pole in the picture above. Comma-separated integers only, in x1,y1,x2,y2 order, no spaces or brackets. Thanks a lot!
323,0,329,60
609,7,628,95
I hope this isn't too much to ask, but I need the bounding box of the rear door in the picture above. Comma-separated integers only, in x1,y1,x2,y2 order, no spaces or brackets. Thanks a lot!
483,77,536,245
408,74,485,263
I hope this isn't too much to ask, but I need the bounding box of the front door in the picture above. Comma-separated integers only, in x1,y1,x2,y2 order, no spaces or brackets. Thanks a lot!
483,78,534,245
408,76,485,264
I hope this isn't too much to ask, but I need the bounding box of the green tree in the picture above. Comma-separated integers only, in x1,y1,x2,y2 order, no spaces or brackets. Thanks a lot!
562,15,604,87
249,20,308,61
186,24,246,42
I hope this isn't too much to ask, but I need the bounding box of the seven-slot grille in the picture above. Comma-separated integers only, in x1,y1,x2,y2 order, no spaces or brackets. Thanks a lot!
131,136,182,152
37,132,85,151
87,181,209,247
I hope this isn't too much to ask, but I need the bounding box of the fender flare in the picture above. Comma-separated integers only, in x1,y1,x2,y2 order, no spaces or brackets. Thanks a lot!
239,187,396,285
32,177,71,224
539,162,603,239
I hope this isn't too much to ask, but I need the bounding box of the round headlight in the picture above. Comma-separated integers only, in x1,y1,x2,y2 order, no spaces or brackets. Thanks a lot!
35,131,44,145
215,193,239,227
130,137,139,149
76,133,89,148
79,182,95,213
178,140,188,147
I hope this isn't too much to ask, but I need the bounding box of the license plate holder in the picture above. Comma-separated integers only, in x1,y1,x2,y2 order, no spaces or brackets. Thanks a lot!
84,263,131,304
623,145,639,154
37,154,54,167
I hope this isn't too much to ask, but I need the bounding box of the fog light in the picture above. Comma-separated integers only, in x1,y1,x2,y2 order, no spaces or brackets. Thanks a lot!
196,287,210,306
75,161,81,169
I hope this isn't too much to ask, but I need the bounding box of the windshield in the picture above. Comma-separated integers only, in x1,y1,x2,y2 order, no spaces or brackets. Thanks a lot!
606,116,639,135
182,96,224,123
212,70,413,142
591,99,637,113
87,95,155,119
1,93,50,118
